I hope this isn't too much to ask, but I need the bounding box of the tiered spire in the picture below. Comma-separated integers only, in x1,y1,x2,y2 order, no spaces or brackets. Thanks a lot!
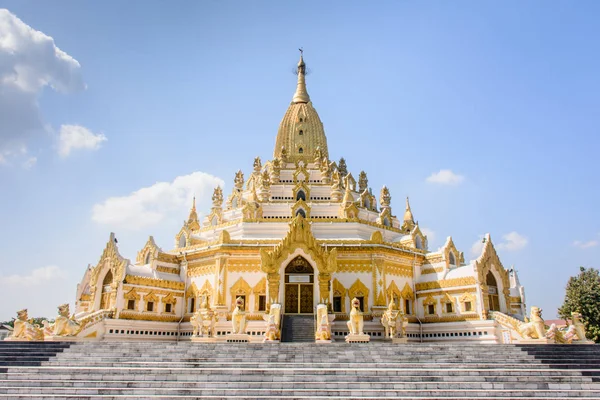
403,197,414,223
292,48,310,103
187,196,200,231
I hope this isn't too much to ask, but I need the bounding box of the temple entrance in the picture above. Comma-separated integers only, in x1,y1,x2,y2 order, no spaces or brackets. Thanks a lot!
284,256,314,314
100,270,113,310
486,271,500,311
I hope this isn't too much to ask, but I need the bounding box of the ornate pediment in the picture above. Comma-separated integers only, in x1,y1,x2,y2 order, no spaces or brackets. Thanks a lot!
401,282,414,300
474,233,510,298
293,161,310,184
136,236,160,265
292,181,311,202
291,199,311,219
253,277,266,295
124,288,141,300
199,279,213,294
260,215,337,275
386,280,401,301
440,236,462,267
90,233,129,289
423,294,437,306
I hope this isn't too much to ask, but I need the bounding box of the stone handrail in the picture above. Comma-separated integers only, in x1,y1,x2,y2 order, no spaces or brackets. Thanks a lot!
76,309,114,330
492,311,522,332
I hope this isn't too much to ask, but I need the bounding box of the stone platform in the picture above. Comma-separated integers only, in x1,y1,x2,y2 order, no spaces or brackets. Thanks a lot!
0,341,599,398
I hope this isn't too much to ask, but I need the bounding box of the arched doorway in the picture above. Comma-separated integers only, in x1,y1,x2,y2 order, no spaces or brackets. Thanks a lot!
100,270,113,310
486,271,500,311
284,256,314,314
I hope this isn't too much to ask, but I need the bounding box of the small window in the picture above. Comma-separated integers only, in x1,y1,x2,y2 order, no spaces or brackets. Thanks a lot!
147,301,154,312
405,299,411,314
179,235,186,248
296,190,306,201
446,302,453,313
296,209,306,218
356,296,365,312
427,304,435,315
383,218,391,227
465,301,472,312
333,296,342,312
299,130,303,135
258,295,266,312
449,251,456,265
189,298,195,313
299,117,303,122
415,236,423,250
127,300,135,310
165,303,172,313
298,148,304,154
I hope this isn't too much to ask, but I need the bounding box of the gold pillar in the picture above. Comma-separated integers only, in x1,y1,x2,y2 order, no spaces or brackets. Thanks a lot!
215,256,228,306
267,273,280,304
318,273,331,304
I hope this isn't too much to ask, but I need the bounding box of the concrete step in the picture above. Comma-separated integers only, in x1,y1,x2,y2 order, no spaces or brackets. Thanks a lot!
1,386,599,397
1,342,598,399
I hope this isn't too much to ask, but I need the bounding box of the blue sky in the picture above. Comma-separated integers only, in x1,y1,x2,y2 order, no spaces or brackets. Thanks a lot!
0,2,598,320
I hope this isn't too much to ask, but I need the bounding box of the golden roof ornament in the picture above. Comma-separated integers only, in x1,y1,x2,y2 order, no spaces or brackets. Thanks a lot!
380,186,391,208
212,187,223,208
358,171,368,192
404,196,414,222
292,48,310,104
274,50,328,162
234,170,244,190
187,196,200,231
253,157,262,173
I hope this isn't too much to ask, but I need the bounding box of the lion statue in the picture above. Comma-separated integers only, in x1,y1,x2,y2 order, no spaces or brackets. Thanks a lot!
42,304,83,337
518,306,546,339
571,312,587,341
231,296,247,334
346,297,364,335
315,303,331,341
11,309,44,341
263,303,281,342
381,300,406,339
190,297,216,337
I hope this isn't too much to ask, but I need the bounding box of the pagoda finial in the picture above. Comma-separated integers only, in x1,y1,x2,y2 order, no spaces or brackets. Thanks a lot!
404,196,414,223
187,195,200,230
292,49,310,104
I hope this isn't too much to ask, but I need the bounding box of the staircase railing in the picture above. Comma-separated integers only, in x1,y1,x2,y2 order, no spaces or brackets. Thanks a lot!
280,311,285,341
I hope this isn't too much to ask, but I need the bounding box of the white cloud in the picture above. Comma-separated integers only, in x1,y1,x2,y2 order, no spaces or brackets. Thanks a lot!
22,155,36,169
0,265,66,287
426,169,465,185
573,240,598,249
58,124,107,157
0,9,85,162
92,171,224,230
497,231,528,251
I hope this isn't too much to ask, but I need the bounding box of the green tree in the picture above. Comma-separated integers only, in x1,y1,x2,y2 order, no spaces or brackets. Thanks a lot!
558,266,600,343
1,317,53,329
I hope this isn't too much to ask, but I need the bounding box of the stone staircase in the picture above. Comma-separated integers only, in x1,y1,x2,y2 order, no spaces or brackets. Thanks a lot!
281,314,314,342
0,342,70,368
0,341,599,399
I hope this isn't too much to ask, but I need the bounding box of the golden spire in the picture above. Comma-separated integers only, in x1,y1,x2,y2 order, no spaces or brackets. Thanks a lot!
292,48,310,104
187,196,200,230
404,196,414,222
